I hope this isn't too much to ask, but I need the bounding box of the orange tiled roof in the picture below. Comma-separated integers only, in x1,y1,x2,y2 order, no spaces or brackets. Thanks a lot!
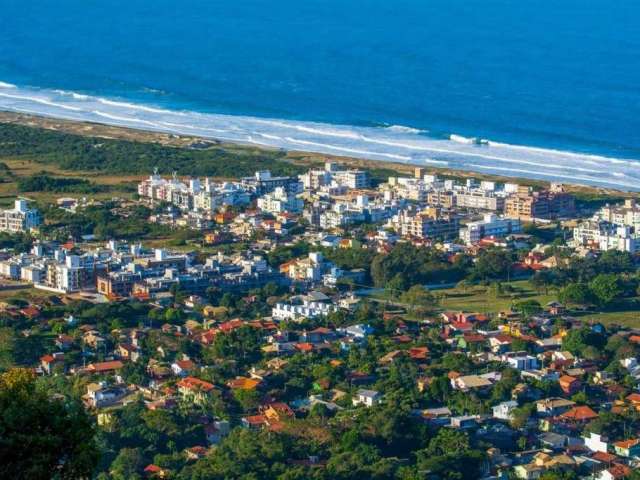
559,406,598,421
87,360,124,372
606,464,632,479
626,393,640,404
177,376,215,392
227,377,260,390
613,438,640,449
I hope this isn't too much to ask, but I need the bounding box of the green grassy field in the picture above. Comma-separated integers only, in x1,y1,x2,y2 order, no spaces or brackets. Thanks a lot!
438,280,556,314
436,280,640,327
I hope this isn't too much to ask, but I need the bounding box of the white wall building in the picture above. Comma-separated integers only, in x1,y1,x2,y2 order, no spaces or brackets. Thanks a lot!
460,214,521,245
272,300,336,321
257,187,303,214
0,199,40,233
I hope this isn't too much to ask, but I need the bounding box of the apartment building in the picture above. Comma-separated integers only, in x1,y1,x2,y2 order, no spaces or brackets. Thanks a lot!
459,214,522,245
454,190,505,212
257,187,304,214
393,207,460,240
0,199,40,233
505,184,575,220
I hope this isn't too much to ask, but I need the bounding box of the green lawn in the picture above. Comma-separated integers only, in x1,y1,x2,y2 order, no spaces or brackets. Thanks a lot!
438,280,556,314
437,280,640,328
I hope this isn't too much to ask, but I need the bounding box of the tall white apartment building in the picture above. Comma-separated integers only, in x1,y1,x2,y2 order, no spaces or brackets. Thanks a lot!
257,187,303,214
0,199,40,233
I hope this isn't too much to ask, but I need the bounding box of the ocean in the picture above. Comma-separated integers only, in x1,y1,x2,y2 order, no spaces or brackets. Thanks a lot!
1,0,639,189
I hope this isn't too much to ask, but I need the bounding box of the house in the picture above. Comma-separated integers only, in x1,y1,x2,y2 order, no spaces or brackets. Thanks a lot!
612,438,640,458
450,415,478,429
144,464,169,478
584,432,609,453
503,352,539,371
40,352,65,374
185,446,208,460
513,462,544,480
536,397,576,416
514,452,576,480
538,432,570,450
598,464,632,480
489,334,514,353
83,331,106,350
408,346,430,361
352,389,381,407
558,405,598,424
204,420,230,445
171,359,196,377
55,334,74,350
559,375,582,395
451,374,494,392
85,360,124,374
420,407,452,425
340,324,373,340
177,377,215,404
546,301,566,316
626,392,640,410
226,376,261,391
493,400,518,421
117,343,140,362
84,382,129,408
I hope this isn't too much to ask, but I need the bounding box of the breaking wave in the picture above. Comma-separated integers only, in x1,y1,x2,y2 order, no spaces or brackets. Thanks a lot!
1,81,640,191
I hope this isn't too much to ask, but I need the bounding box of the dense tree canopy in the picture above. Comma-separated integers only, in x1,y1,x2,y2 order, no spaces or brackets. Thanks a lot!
0,368,99,479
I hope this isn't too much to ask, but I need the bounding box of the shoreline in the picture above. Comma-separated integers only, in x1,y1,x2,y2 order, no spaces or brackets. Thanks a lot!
1,81,640,192
0,110,632,199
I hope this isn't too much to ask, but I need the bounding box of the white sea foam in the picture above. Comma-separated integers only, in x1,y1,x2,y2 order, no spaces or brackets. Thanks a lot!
97,98,178,115
386,125,423,134
54,90,90,101
1,81,640,191
0,82,17,89
91,110,160,127
0,92,82,111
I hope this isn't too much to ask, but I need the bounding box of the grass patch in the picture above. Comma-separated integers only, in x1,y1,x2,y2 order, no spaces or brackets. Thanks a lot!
438,280,556,314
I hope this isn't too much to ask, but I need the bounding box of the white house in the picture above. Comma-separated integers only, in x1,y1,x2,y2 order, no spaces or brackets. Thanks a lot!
583,432,609,453
352,389,381,407
492,400,518,421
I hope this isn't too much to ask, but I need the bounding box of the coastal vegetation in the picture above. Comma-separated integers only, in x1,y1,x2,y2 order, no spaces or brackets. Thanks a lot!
0,123,304,178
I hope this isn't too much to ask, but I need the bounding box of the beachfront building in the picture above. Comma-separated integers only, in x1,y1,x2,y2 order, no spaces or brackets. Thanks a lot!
332,169,369,189
138,172,250,212
242,170,302,195
572,220,640,253
504,184,575,221
454,189,506,212
257,187,303,214
0,199,40,233
598,199,640,229
390,207,460,240
459,214,522,245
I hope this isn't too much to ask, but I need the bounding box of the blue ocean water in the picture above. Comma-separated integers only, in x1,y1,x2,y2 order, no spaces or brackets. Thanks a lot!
1,0,639,188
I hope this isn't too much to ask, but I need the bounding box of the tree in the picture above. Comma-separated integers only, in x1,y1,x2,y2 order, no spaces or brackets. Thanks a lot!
589,274,622,306
426,428,470,456
469,248,513,281
400,284,435,316
110,448,145,480
510,403,534,429
0,327,15,370
562,327,605,356
558,282,591,306
512,300,542,318
385,274,406,299
0,368,99,479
